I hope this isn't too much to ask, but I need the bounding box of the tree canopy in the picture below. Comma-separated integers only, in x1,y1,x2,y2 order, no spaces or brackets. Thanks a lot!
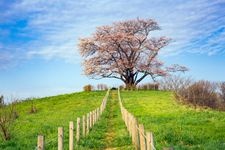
79,18,187,88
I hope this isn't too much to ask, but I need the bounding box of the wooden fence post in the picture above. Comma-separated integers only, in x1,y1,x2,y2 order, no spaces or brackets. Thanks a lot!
37,135,44,150
132,117,139,149
150,132,154,149
69,121,74,150
76,117,80,142
82,115,86,137
94,109,96,123
93,110,96,125
58,127,63,150
121,107,124,121
128,113,132,136
96,108,98,122
125,110,128,127
92,110,94,126
96,108,99,120
92,111,94,126
146,132,154,150
90,111,93,128
127,112,130,133
146,132,151,150
98,107,100,119
139,124,146,150
86,113,90,134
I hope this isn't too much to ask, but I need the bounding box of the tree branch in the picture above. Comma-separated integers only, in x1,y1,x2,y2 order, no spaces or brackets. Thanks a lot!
135,72,148,85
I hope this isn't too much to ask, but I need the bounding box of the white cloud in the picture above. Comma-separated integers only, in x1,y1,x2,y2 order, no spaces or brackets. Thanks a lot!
0,0,224,67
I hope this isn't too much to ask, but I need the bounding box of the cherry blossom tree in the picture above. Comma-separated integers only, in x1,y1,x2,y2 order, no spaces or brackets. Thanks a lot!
79,18,187,89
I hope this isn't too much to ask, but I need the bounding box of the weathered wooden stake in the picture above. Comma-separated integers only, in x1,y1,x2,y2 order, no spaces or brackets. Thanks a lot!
128,113,132,135
95,109,97,122
132,118,139,149
93,110,96,125
69,121,74,150
58,127,63,150
86,113,90,134
139,124,146,150
146,132,152,150
37,135,44,150
100,105,103,114
82,115,86,137
96,109,98,120
76,117,80,142
93,110,94,125
90,111,92,128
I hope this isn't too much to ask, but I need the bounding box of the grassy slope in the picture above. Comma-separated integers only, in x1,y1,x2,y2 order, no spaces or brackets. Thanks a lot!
0,91,105,150
121,90,225,150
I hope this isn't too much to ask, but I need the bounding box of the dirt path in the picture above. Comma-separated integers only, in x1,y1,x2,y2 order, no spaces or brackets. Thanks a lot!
78,90,134,149
105,92,117,146
103,91,134,150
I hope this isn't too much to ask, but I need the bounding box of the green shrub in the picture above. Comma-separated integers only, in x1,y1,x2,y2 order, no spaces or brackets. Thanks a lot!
83,84,94,92
137,83,159,90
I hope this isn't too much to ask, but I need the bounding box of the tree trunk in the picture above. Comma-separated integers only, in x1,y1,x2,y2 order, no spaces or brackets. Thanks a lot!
124,75,136,90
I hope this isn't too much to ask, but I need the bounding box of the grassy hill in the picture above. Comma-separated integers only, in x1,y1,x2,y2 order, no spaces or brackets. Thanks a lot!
0,91,105,149
0,91,134,150
121,90,225,150
1,90,225,150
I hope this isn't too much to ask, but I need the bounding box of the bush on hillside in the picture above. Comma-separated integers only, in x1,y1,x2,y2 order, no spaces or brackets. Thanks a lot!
180,81,218,108
220,82,225,102
0,102,17,141
160,76,225,110
137,83,159,90
159,75,193,92
83,84,94,92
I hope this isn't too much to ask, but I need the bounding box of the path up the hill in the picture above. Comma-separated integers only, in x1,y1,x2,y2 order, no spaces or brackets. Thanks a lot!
79,91,135,150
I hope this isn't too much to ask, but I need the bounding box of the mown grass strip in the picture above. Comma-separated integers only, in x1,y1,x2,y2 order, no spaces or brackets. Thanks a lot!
78,90,134,149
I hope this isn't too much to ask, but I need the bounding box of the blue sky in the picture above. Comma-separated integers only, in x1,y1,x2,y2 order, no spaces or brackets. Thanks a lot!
0,0,225,100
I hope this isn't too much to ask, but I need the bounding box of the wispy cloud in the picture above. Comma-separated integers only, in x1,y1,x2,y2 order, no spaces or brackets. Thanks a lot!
0,0,224,68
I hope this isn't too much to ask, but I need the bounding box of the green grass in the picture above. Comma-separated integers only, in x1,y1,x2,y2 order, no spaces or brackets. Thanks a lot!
121,90,225,150
0,91,106,150
2,90,224,149
0,90,134,150
78,91,134,149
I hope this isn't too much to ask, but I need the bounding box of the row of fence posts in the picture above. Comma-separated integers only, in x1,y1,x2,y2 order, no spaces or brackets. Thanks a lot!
37,89,110,150
118,89,156,150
